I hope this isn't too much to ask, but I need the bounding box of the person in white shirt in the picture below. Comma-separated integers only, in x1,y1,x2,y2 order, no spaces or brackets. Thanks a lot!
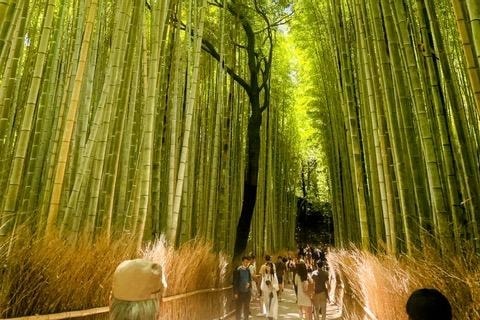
294,261,313,320
260,262,279,319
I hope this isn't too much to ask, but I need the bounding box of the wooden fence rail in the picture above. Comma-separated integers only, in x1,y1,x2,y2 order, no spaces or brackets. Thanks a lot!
1,286,234,320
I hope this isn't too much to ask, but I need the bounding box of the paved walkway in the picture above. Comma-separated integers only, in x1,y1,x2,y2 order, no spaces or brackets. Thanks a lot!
230,285,342,319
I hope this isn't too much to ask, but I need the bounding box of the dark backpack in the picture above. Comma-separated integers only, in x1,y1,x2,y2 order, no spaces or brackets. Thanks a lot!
312,270,328,293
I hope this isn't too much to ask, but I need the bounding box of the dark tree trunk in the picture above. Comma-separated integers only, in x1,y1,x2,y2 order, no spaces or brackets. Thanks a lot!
233,109,262,260
197,1,274,261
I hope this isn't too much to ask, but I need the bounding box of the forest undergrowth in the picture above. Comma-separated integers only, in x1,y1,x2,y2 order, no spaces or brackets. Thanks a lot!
0,232,232,319
331,244,480,320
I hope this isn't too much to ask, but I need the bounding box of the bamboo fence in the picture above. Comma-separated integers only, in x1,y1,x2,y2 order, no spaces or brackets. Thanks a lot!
1,286,234,320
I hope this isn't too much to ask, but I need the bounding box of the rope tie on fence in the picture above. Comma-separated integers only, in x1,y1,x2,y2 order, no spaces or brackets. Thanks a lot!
1,286,233,320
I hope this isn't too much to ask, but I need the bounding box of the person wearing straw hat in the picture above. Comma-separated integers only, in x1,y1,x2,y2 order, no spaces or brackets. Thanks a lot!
110,259,167,320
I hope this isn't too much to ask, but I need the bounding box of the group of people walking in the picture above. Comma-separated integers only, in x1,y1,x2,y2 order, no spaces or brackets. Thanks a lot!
232,244,453,320
104,246,453,320
233,245,339,320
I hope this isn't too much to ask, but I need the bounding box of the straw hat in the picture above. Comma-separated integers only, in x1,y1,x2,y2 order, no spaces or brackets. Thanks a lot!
112,259,167,301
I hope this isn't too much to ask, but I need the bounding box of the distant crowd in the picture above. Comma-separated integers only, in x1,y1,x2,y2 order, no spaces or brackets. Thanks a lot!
233,244,342,320
233,244,452,320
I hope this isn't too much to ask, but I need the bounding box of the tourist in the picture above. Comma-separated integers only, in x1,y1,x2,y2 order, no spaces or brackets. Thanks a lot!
286,256,295,285
406,288,452,320
260,262,279,319
110,258,167,320
233,256,252,320
332,264,344,309
275,256,286,301
260,254,276,276
295,261,313,320
248,254,259,301
311,260,330,320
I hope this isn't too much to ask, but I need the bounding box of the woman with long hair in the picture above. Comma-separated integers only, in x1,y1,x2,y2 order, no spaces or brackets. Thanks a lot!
295,261,313,320
260,262,279,319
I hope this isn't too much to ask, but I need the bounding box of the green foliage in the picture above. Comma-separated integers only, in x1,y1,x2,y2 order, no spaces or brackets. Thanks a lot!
273,1,334,203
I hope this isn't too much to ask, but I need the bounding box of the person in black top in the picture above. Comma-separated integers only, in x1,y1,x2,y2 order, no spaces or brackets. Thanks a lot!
233,256,252,319
311,260,330,320
274,256,286,301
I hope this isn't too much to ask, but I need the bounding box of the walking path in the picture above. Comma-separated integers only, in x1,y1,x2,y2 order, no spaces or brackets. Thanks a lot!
230,285,342,319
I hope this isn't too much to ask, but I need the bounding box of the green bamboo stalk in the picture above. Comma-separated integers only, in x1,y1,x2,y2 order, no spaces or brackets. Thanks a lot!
450,0,480,110
0,0,28,200
0,0,18,72
392,0,453,252
136,0,167,249
168,0,208,244
424,0,480,249
45,0,98,236
1,0,55,237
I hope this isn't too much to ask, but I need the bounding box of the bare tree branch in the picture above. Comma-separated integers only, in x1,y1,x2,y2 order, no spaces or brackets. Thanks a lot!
201,38,251,93
170,14,251,93
255,11,294,34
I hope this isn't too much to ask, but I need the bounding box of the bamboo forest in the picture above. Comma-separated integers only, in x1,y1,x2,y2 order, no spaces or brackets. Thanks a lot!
1,0,480,319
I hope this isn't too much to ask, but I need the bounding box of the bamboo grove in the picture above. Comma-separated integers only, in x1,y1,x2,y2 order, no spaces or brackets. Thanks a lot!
293,0,480,254
0,0,299,256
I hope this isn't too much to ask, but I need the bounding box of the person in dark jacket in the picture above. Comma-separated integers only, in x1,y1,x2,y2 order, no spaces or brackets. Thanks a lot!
311,260,330,320
233,256,252,319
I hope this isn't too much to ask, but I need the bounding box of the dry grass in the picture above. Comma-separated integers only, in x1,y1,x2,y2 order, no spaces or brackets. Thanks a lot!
0,234,233,319
143,237,233,319
329,245,480,320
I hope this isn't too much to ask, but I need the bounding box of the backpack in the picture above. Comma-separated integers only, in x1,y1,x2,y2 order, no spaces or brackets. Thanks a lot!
311,270,328,293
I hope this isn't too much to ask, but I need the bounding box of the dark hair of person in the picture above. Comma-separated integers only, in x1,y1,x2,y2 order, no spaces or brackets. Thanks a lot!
296,261,308,281
266,262,275,275
406,288,452,320
265,255,271,261
242,256,250,262
316,260,324,269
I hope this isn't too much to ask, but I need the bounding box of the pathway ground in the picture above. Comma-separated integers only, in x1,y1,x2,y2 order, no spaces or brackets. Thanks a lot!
230,284,342,319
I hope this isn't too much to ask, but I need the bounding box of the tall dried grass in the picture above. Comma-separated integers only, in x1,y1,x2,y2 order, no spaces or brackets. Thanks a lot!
0,234,233,319
143,237,232,319
329,245,480,320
